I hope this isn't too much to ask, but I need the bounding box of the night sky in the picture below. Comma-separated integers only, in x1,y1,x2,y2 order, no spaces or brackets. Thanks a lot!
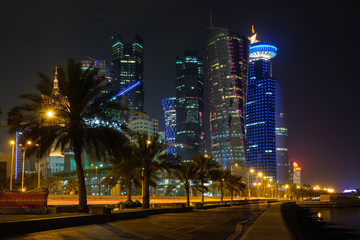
1,1,359,191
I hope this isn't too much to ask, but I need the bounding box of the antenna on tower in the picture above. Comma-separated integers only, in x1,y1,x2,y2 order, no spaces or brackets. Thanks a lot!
210,8,213,27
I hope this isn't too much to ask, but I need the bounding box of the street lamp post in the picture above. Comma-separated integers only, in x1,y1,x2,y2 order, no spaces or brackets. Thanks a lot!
20,141,32,191
263,176,267,197
95,166,98,195
39,110,54,185
142,140,151,199
9,140,15,191
96,164,103,195
257,172,262,197
248,168,254,197
36,144,41,188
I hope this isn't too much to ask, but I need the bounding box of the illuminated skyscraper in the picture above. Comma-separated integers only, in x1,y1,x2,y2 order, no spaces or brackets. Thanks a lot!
175,51,204,161
111,34,144,112
206,27,249,175
246,28,277,181
161,97,177,156
292,162,301,185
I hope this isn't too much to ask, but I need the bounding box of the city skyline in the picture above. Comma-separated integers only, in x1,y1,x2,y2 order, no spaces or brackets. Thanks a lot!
1,1,359,191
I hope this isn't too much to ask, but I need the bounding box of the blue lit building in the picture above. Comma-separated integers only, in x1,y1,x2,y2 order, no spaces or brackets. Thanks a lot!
175,51,204,161
246,30,277,181
111,34,144,112
206,27,249,175
161,97,177,156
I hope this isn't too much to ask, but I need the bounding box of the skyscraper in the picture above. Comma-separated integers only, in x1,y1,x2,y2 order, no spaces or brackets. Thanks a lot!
111,34,144,112
246,28,278,181
292,162,301,185
161,97,177,156
175,51,204,161
206,27,249,175
275,81,290,184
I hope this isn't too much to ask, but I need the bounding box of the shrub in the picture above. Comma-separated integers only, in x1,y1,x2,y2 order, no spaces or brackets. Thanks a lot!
117,200,142,208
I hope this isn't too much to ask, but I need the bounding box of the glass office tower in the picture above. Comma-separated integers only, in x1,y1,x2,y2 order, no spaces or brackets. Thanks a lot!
111,34,144,112
206,27,249,175
162,97,177,156
275,81,290,184
175,51,204,161
246,31,278,181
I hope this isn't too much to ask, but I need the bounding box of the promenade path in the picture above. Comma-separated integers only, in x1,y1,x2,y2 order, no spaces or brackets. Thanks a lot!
2,204,268,240
241,203,293,240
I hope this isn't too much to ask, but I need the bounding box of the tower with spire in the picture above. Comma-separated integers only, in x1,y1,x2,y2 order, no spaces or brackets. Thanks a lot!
246,26,279,183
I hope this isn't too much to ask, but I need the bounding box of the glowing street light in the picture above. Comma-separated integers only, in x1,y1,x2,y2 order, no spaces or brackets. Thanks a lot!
46,110,54,118
38,110,55,187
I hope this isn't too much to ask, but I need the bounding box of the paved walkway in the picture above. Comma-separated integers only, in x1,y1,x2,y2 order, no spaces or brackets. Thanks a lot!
1,205,265,239
0,202,294,239
241,203,293,240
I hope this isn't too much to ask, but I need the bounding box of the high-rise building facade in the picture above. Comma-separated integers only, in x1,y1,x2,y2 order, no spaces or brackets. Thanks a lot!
206,27,249,175
175,51,204,161
246,29,278,181
292,162,301,185
111,34,144,112
275,81,290,184
81,58,111,83
161,97,177,156
127,114,159,144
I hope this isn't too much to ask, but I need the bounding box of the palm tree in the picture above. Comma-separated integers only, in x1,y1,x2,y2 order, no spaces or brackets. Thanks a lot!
64,177,79,195
167,161,198,207
7,58,127,212
224,174,246,204
192,153,219,204
135,132,167,209
43,176,63,194
210,169,231,203
102,142,142,202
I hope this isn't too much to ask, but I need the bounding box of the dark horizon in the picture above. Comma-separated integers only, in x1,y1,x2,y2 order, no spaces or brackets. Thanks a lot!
1,0,359,191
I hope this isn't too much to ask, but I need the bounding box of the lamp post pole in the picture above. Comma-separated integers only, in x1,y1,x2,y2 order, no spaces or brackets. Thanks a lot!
21,141,32,191
248,169,254,197
41,111,54,183
10,141,15,191
37,144,41,188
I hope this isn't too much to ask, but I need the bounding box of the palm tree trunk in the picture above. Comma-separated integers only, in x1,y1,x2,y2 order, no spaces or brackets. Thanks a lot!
74,148,88,213
230,191,234,205
201,179,204,204
185,182,190,207
220,184,224,203
142,172,150,208
126,177,132,202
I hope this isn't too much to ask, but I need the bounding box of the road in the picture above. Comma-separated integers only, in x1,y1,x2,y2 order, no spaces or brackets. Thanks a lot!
4,204,268,240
